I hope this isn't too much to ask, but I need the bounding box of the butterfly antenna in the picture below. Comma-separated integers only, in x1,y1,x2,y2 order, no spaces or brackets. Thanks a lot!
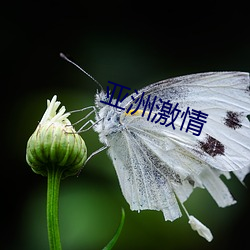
60,53,104,91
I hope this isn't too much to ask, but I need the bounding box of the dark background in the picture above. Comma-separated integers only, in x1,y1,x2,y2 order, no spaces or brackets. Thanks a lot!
2,1,250,250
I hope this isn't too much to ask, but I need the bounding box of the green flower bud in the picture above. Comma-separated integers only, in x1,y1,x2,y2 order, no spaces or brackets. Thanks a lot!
26,95,87,178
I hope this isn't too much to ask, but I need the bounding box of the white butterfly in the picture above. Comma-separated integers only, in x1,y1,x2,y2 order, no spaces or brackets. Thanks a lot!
91,72,250,241
61,54,250,242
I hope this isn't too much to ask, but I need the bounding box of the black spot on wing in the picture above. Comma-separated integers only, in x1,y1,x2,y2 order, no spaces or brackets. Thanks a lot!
186,177,195,186
199,135,225,157
224,111,243,130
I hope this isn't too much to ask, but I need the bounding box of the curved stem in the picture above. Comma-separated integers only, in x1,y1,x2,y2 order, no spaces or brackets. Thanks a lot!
47,166,63,250
103,208,125,250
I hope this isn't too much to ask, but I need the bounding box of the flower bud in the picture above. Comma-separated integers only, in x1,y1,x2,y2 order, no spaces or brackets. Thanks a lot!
26,95,87,178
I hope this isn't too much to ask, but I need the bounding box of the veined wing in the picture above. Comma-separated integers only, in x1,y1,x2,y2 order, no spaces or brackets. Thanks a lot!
121,72,250,173
107,124,182,221
124,72,249,112
107,116,236,222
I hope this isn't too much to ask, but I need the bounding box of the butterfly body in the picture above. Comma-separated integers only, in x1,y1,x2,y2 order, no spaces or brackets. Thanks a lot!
91,72,250,233
60,53,250,240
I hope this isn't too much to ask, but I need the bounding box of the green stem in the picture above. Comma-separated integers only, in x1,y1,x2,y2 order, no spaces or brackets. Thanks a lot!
47,165,63,250
102,208,125,250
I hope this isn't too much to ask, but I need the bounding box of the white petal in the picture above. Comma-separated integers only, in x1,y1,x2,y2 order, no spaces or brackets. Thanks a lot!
40,95,71,125
41,95,58,123
188,215,213,242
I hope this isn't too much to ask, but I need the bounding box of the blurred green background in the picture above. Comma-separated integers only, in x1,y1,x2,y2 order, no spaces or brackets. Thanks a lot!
2,2,250,250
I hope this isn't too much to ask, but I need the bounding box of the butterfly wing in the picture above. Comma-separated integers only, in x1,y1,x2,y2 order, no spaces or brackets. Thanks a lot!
105,72,249,221
122,72,250,173
107,114,237,221
106,122,183,221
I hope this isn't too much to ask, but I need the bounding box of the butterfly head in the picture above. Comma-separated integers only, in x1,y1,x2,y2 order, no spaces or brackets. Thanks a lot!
95,89,109,109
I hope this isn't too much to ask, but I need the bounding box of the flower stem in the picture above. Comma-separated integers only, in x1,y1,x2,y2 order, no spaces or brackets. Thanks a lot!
47,165,63,250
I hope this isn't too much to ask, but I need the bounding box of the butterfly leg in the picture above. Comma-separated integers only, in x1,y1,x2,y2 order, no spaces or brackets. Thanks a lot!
70,106,96,125
85,145,108,165
68,106,101,132
77,145,108,176
77,117,105,133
